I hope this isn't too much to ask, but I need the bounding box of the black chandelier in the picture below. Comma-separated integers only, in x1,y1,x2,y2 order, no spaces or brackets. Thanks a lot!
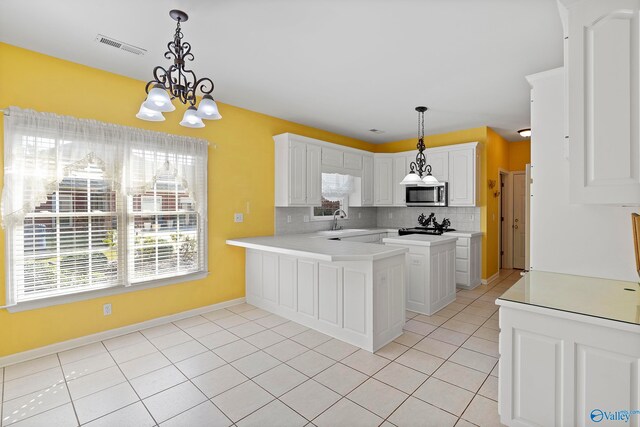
400,106,439,186
136,10,221,128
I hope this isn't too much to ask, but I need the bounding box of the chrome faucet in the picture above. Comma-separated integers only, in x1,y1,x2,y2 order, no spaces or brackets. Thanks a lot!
331,209,347,231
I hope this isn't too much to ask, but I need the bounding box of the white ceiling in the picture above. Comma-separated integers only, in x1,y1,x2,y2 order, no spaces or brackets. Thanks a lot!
0,0,563,143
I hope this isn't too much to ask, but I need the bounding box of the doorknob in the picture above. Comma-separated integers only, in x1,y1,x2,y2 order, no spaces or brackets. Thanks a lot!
515,218,519,223
514,225,519,229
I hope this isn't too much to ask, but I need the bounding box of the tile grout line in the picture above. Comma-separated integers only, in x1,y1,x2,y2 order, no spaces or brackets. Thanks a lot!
55,353,81,427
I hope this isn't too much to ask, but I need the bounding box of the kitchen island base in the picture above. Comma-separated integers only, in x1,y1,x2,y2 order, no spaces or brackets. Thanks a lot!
244,249,406,352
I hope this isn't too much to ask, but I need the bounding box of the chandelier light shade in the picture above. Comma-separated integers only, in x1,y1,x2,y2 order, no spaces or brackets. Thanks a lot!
400,106,440,187
180,106,205,128
518,128,532,137
138,9,220,128
136,102,166,122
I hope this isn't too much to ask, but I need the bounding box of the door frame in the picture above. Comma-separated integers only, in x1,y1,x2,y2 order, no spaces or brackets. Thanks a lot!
511,171,527,269
498,169,514,270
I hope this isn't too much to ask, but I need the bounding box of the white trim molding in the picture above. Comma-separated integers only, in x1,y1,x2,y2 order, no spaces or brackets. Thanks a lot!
481,272,500,285
0,297,246,368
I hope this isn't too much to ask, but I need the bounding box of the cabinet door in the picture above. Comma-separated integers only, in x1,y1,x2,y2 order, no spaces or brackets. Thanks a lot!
322,147,343,167
374,157,394,205
289,141,307,205
343,152,363,170
567,0,640,204
448,148,476,206
362,155,374,206
306,144,322,205
393,156,407,205
426,151,449,182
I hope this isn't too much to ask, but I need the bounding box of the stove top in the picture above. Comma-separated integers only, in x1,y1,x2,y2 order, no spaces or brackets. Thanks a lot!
398,226,456,236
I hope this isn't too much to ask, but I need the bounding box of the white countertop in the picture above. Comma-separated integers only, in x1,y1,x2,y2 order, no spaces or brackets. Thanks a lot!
445,230,483,238
382,234,458,247
497,270,640,326
226,235,408,262
302,228,399,239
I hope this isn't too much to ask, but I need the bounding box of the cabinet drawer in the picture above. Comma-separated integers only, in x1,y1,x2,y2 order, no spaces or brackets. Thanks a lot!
343,152,363,170
322,147,343,167
455,272,469,286
455,259,468,273
456,237,469,247
456,247,469,259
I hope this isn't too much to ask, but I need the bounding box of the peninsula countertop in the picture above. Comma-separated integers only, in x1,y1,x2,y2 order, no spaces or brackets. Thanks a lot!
497,270,640,327
226,235,408,262
382,234,458,247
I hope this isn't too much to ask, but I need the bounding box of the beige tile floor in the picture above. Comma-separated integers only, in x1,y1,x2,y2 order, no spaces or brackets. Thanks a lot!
0,269,521,427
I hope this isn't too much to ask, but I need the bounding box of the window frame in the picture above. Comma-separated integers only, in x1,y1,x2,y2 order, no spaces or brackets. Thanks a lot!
311,197,349,221
5,146,208,314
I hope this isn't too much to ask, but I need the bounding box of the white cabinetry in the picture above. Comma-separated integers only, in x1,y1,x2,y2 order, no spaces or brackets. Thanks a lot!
498,298,640,426
426,150,449,182
244,249,406,352
448,144,478,207
285,140,307,206
322,147,343,168
362,155,374,206
374,156,394,205
560,0,640,205
343,152,363,170
450,233,482,290
306,144,322,206
393,156,407,206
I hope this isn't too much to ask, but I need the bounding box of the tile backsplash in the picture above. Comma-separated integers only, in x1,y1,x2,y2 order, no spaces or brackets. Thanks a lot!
275,206,480,234
275,207,377,235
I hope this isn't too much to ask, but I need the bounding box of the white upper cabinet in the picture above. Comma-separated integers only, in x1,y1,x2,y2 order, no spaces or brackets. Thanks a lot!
322,147,343,167
393,156,407,206
374,156,394,205
343,152,363,170
288,141,307,205
561,0,640,205
448,144,478,207
306,144,322,206
426,150,449,182
362,155,374,206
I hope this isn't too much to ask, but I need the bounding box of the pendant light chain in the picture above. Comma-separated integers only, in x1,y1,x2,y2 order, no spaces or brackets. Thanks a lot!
400,106,439,186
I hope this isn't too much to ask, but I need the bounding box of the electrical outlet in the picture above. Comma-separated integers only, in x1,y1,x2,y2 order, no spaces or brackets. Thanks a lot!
287,215,292,223
358,212,362,219
234,213,244,223
469,214,475,221
303,215,309,223
103,303,112,316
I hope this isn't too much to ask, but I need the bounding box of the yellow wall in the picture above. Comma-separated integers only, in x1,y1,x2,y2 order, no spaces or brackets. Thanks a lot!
508,140,531,171
0,43,375,357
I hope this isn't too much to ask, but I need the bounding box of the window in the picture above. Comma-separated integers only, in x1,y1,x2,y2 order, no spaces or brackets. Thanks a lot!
312,173,354,220
3,107,208,306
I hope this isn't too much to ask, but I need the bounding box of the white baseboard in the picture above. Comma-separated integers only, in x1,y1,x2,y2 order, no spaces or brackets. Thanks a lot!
481,272,500,285
0,297,246,368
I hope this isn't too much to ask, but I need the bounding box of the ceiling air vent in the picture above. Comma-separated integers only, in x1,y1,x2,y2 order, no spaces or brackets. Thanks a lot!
95,34,147,56
369,129,385,134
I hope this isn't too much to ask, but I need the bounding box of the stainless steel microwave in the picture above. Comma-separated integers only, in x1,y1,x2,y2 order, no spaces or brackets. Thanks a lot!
405,182,448,206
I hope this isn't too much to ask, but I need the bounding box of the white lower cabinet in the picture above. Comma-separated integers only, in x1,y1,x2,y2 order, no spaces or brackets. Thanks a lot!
244,249,406,352
497,302,640,427
451,234,482,289
385,238,457,315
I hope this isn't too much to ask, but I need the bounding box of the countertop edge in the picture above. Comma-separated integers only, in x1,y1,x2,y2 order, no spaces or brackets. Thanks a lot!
495,297,640,334
382,236,459,247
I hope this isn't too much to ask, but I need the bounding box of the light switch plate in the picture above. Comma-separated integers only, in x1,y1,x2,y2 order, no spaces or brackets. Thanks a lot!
103,303,112,316
234,213,244,223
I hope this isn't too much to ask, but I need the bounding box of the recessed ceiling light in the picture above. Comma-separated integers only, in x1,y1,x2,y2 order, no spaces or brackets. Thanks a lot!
369,129,385,134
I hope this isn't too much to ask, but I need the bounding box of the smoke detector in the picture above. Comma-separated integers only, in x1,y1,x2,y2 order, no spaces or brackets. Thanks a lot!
95,34,146,56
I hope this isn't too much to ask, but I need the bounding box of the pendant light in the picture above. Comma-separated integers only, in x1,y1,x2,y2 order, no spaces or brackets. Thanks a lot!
137,10,221,127
400,106,440,187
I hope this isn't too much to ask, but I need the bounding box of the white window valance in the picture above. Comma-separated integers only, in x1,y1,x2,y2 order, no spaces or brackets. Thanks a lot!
2,107,208,228
321,173,355,201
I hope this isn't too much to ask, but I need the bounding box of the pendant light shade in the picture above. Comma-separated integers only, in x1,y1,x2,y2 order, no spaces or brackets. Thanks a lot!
136,102,165,122
197,95,222,120
180,106,205,128
144,84,176,112
422,173,440,186
400,172,425,186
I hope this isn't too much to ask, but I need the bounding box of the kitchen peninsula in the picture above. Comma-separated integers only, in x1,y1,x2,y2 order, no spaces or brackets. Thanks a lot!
227,231,408,352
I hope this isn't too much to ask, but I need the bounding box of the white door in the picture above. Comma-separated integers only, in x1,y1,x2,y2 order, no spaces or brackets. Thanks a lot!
393,156,407,205
289,141,307,205
513,173,526,269
306,145,321,205
374,157,393,205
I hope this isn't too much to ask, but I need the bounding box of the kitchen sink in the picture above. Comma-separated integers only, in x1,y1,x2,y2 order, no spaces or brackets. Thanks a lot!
315,229,369,235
